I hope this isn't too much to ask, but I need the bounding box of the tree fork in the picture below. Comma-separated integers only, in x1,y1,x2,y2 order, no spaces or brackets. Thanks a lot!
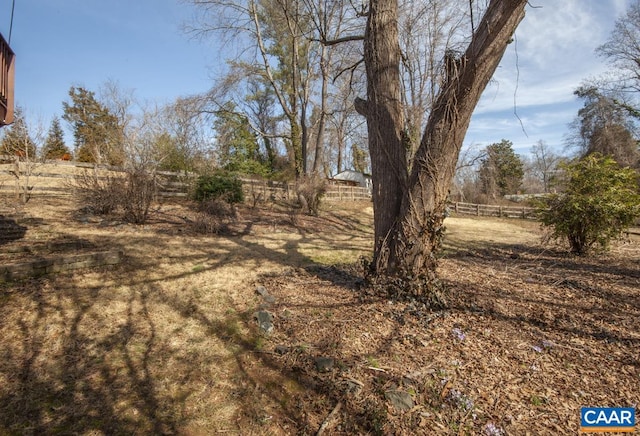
362,0,528,299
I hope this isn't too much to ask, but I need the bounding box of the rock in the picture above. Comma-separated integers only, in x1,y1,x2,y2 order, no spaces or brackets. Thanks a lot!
385,390,414,411
280,308,292,319
314,357,335,373
256,285,276,304
254,310,274,334
275,345,289,355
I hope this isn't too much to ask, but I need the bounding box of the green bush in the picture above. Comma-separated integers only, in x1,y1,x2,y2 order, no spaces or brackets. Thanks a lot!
536,154,640,254
193,172,244,204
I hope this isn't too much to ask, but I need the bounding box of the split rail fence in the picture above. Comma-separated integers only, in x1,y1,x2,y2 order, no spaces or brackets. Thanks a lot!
0,161,372,202
3,162,639,235
448,201,538,220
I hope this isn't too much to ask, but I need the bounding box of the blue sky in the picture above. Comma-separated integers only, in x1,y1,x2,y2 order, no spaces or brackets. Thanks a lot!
467,0,631,155
0,0,633,157
0,0,213,127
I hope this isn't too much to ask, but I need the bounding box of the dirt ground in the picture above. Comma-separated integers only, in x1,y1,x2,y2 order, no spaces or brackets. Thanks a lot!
0,195,638,435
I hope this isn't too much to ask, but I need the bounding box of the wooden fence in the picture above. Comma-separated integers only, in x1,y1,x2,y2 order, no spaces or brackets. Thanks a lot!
241,179,371,202
448,201,538,219
0,162,372,202
324,184,372,201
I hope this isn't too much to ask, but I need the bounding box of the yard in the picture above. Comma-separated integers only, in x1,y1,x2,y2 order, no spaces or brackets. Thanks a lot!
0,194,638,434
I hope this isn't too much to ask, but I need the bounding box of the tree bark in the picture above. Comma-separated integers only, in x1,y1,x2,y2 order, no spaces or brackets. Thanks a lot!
356,0,408,272
362,0,528,296
313,44,330,173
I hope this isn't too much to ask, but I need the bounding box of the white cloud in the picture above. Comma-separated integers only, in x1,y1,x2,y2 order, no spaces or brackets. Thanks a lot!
466,0,633,155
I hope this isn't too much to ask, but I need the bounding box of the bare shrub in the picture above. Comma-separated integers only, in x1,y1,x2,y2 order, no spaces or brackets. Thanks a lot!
295,174,327,216
287,202,301,227
199,197,237,218
250,191,264,209
73,167,158,224
191,211,223,234
72,169,124,214
122,169,158,224
191,198,237,234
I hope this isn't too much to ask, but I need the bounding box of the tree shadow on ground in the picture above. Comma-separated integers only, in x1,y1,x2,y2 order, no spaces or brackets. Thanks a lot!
0,215,27,245
0,274,186,434
0,211,374,434
8,198,637,433
239,238,640,432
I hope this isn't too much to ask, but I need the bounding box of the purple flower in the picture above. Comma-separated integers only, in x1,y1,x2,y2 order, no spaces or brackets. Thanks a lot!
532,345,543,353
452,328,466,341
464,397,475,411
483,422,504,436
447,389,474,411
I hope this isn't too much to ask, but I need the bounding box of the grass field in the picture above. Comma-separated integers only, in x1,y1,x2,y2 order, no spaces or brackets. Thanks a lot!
0,194,638,434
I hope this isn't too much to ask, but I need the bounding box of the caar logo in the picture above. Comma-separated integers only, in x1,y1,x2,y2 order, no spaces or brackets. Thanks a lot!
580,407,635,433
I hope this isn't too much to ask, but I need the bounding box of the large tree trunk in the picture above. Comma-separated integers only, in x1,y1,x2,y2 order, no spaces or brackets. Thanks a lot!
360,0,527,298
355,0,408,271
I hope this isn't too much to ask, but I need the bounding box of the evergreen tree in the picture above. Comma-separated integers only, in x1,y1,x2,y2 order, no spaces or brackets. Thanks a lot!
154,132,184,172
0,106,37,160
42,117,70,160
479,139,524,199
62,86,124,166
214,107,269,177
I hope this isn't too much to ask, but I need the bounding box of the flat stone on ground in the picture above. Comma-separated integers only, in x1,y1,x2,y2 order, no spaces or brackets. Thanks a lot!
385,390,414,411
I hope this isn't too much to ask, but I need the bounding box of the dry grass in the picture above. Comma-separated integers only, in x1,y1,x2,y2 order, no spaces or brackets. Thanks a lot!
0,195,638,434
0,195,374,434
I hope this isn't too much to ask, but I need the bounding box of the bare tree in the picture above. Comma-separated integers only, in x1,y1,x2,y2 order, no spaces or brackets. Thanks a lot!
399,0,468,160
189,0,530,299
597,1,640,100
326,103,366,176
452,143,486,202
303,0,364,173
567,86,639,168
189,0,321,177
0,107,43,202
529,140,560,193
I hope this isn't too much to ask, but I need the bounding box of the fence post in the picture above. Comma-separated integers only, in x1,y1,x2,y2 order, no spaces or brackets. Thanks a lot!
476,203,480,216
455,202,459,213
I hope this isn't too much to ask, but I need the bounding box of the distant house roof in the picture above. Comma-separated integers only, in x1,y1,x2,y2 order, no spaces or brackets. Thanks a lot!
331,170,372,189
333,170,369,181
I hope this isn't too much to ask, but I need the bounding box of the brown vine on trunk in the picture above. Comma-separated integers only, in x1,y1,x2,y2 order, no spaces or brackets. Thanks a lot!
357,0,528,304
